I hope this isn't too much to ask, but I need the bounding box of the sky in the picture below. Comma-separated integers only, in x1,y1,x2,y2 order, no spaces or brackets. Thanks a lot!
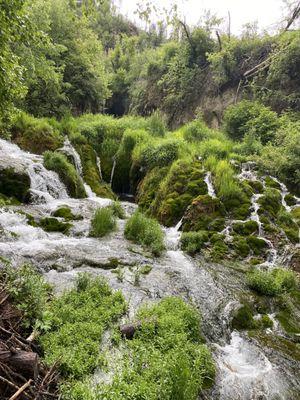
116,0,286,35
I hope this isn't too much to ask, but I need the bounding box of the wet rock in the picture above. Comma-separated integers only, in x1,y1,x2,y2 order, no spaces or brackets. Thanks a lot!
0,167,30,202
290,249,300,273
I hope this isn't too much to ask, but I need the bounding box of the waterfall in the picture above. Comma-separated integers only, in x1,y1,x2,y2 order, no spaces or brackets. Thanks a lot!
0,139,68,203
205,172,216,198
110,157,117,186
95,152,103,181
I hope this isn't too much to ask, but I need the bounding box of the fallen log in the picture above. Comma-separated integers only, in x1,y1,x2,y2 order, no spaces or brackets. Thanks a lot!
1,350,39,380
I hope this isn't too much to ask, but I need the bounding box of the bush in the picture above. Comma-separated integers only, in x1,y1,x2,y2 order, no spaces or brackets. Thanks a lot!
11,112,63,154
0,264,52,329
247,268,298,296
181,231,209,255
125,211,165,256
90,207,117,237
224,100,279,144
110,201,126,219
182,119,210,142
146,111,166,137
40,274,126,379
43,151,86,198
98,297,215,399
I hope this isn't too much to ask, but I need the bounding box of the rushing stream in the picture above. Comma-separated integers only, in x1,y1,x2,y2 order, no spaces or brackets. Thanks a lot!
0,139,299,399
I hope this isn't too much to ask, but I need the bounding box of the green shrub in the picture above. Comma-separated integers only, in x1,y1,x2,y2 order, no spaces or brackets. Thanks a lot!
43,151,86,198
11,112,63,154
181,231,209,255
182,119,210,142
232,236,250,258
258,188,282,217
224,100,279,144
40,273,126,379
247,236,268,255
125,211,165,256
98,297,215,399
232,220,258,236
110,201,126,219
0,264,52,329
247,268,298,296
90,207,117,237
146,111,166,137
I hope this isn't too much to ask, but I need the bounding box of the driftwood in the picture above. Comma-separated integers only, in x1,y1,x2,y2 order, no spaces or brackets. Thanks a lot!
9,379,32,400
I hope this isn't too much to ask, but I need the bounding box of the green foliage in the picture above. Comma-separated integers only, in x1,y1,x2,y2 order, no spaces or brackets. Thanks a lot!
40,273,126,379
125,211,165,256
224,100,279,144
43,151,86,198
90,207,117,237
247,236,268,255
11,112,63,154
231,304,257,330
181,231,209,255
258,188,282,217
52,207,82,221
110,201,126,219
0,264,52,329
247,268,298,296
146,111,166,137
98,297,215,399
232,220,258,236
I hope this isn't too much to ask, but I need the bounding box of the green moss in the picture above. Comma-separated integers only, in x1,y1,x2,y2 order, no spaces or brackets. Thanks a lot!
182,195,225,232
151,160,208,227
291,207,300,224
39,217,72,234
232,236,250,258
232,220,258,236
74,142,114,199
44,151,86,198
140,264,152,275
247,236,268,255
260,314,273,329
210,238,229,262
180,231,209,255
11,112,63,154
231,304,257,330
249,257,264,266
258,188,282,218
52,207,83,221
285,193,296,206
247,268,298,296
276,310,300,334
0,167,30,202
264,176,281,190
110,201,126,219
247,180,264,193
0,193,20,206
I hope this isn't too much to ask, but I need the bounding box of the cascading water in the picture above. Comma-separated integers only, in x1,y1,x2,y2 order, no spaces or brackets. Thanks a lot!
110,156,117,186
0,140,298,399
95,153,103,181
0,138,68,203
205,171,216,198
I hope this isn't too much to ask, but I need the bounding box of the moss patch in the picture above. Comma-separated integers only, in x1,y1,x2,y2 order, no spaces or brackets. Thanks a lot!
0,167,30,202
39,217,72,234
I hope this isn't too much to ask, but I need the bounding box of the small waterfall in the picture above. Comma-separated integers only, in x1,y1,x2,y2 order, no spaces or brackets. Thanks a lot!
164,218,183,251
0,139,68,203
95,153,103,181
60,138,83,176
205,172,216,198
250,194,263,237
239,162,258,181
110,157,117,186
60,138,97,199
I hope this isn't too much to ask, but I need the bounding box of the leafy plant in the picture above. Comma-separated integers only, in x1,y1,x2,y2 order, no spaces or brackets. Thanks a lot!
90,207,117,237
247,268,298,296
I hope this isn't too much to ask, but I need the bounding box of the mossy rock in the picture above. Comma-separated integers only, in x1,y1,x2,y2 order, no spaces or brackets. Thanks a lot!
264,176,281,190
290,249,300,273
285,194,296,207
276,310,300,335
182,195,225,232
0,167,30,202
74,142,114,199
249,257,264,266
39,217,72,234
258,188,282,218
0,193,20,206
260,314,273,329
231,304,257,330
247,236,268,256
208,218,225,232
232,236,250,258
52,207,83,221
209,234,229,261
247,180,264,194
151,160,208,227
232,220,258,236
291,207,300,224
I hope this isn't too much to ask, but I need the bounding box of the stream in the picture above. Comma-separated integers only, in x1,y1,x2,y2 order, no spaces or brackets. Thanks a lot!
0,139,299,399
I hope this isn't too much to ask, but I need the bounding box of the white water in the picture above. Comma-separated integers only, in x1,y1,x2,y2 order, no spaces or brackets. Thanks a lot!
110,157,117,186
0,139,298,399
205,171,217,198
0,138,68,203
96,153,103,181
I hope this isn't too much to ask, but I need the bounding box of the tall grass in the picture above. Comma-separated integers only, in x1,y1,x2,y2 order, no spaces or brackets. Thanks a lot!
125,211,165,256
90,207,117,237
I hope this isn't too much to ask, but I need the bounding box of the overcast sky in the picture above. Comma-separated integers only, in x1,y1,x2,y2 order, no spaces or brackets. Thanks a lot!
116,0,286,35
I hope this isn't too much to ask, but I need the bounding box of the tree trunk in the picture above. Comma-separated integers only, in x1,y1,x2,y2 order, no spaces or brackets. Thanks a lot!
0,350,39,380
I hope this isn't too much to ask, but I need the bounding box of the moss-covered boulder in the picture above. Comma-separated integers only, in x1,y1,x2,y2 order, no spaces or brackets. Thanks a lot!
150,160,208,227
264,176,281,190
232,236,250,258
258,188,282,218
43,151,86,199
181,194,225,232
52,207,83,221
232,220,259,236
0,167,30,202
231,304,257,330
39,217,72,234
285,194,296,207
247,236,268,255
247,180,264,194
